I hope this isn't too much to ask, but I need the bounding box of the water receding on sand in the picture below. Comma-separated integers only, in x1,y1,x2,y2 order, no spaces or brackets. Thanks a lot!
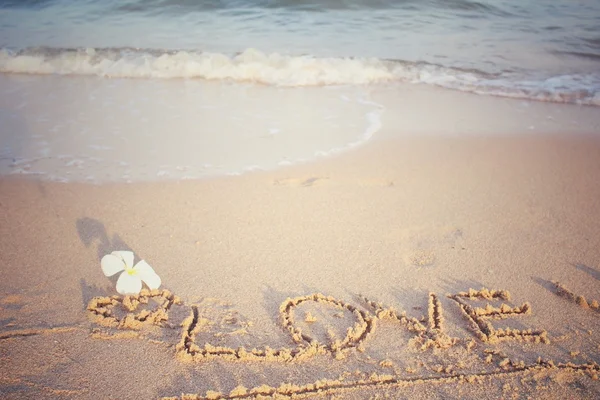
0,74,383,183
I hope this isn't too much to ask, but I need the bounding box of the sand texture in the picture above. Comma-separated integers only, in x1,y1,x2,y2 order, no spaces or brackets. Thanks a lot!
1,133,600,399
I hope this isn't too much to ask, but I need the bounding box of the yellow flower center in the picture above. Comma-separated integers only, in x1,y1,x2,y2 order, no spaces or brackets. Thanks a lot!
125,266,137,276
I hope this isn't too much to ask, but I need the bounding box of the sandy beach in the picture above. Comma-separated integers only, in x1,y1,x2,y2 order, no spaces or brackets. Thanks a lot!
2,122,600,398
2,0,600,397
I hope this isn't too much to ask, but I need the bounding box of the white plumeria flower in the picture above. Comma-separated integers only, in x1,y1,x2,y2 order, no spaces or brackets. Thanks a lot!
101,251,161,295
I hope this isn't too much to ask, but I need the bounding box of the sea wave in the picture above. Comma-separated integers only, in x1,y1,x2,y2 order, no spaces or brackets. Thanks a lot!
1,47,599,106
0,0,513,14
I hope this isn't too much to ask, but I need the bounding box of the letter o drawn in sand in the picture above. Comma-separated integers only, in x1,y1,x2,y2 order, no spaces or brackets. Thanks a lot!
279,293,376,358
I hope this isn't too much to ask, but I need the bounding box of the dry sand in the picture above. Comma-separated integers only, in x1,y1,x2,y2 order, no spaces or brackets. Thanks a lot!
1,131,600,399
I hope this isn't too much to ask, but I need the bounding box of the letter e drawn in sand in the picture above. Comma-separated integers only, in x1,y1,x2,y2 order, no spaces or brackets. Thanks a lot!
448,288,549,344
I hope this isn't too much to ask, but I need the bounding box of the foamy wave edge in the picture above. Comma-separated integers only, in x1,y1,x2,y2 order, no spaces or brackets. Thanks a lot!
1,47,598,106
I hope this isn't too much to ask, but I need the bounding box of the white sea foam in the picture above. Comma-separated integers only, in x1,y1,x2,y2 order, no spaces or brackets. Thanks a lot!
1,47,598,106
0,47,393,85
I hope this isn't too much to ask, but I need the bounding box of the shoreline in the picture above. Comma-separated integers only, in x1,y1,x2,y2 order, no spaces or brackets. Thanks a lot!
3,75,600,184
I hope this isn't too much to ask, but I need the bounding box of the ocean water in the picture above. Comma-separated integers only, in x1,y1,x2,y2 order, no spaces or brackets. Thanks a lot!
1,0,599,182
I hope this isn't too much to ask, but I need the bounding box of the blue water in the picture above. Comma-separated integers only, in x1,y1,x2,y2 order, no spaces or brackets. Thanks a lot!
0,0,599,104
1,0,599,184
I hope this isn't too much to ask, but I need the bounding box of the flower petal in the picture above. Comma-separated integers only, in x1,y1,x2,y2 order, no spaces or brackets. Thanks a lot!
116,271,142,295
134,260,161,290
101,254,125,277
112,250,134,268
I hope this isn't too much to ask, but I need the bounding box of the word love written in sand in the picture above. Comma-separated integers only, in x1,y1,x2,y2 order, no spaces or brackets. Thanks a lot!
88,288,548,362
87,287,599,400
